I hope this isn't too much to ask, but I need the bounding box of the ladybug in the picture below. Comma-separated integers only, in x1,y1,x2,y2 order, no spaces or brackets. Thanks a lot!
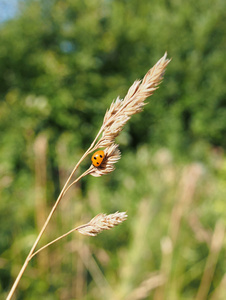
91,150,105,167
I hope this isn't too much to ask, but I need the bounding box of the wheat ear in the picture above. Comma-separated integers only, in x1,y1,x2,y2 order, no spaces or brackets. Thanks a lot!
6,53,170,300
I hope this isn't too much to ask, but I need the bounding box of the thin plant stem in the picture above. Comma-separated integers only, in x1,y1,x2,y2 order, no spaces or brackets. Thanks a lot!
30,211,127,259
195,221,225,300
6,127,104,300
30,222,97,260
63,166,93,196
30,227,80,260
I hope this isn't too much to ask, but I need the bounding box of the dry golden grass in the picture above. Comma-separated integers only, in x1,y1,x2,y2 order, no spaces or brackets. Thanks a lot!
76,211,128,236
7,53,170,300
97,52,170,150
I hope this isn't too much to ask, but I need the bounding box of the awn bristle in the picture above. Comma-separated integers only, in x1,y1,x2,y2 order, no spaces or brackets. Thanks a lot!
76,211,128,236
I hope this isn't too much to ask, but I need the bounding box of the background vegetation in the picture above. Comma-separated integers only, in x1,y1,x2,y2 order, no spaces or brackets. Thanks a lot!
0,0,226,299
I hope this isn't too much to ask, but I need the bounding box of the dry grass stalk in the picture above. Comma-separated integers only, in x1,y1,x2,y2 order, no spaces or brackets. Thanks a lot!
126,272,166,300
6,53,170,300
187,212,212,244
195,221,225,300
76,212,128,236
168,163,204,244
210,273,226,300
30,211,128,259
153,237,173,300
76,243,116,299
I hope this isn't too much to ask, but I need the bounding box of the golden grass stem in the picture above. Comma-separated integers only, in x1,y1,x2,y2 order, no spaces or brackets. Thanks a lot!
77,244,115,299
30,211,127,259
30,227,79,260
63,167,93,196
34,134,48,269
6,133,103,300
6,53,170,300
210,273,226,300
195,221,225,300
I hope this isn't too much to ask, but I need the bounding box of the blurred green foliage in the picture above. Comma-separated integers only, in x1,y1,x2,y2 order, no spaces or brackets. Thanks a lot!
0,0,226,299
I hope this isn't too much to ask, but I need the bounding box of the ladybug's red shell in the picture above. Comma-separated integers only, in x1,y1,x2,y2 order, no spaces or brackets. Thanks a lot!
91,150,105,167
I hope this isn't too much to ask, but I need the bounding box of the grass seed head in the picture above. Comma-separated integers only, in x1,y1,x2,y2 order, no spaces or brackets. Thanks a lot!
89,144,121,177
76,211,128,236
96,53,170,149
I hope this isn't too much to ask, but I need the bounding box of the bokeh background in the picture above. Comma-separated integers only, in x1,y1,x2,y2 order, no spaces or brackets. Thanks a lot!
0,0,226,299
